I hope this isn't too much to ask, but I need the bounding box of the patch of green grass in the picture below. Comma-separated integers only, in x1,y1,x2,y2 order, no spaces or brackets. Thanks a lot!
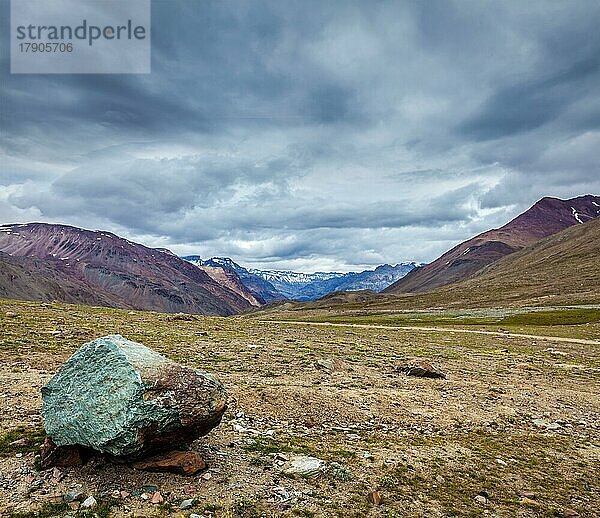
0,426,46,457
499,308,600,326
232,496,264,518
377,431,592,517
204,502,223,512
5,502,69,518
242,436,356,464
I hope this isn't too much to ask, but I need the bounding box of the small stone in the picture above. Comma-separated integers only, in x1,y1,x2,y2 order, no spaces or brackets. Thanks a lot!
132,450,207,476
368,490,382,506
63,490,83,503
303,417,317,428
283,455,325,478
316,359,335,372
179,498,196,510
563,510,579,518
361,451,375,461
15,453,23,458
169,313,197,321
81,496,97,509
201,471,212,481
120,491,130,499
520,497,538,506
190,514,201,518
142,485,159,492
52,468,64,481
546,348,568,357
401,361,446,379
140,493,150,501
546,422,562,431
151,491,164,504
474,495,487,505
9,438,29,447
68,502,80,511
495,458,507,466
5,311,18,317
518,490,535,498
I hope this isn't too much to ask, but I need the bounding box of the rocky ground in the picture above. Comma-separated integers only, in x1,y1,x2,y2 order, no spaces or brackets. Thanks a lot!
0,299,599,517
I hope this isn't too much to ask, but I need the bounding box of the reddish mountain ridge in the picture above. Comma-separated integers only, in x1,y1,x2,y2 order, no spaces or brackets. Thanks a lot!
0,251,124,307
385,194,600,294
0,223,258,315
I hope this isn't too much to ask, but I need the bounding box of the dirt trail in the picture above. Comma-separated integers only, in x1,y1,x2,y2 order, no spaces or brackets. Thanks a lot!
260,320,600,345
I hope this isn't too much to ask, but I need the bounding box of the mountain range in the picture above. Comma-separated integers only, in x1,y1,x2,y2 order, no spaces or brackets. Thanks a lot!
0,224,418,314
0,223,258,315
250,263,421,300
258,196,600,314
183,257,420,301
182,256,284,304
1,194,598,315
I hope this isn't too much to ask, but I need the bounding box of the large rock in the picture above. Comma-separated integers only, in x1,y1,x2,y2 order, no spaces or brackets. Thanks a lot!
41,335,227,458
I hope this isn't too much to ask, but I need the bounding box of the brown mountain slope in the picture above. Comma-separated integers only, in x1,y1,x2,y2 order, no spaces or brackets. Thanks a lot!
385,194,600,294
0,223,258,315
0,251,124,307
427,214,600,307
194,264,263,306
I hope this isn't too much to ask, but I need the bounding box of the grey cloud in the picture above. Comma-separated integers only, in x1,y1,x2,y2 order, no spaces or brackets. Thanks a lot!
458,55,600,141
1,0,600,270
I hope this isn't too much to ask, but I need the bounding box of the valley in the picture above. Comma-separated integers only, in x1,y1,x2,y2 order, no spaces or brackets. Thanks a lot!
1,299,599,517
3,2,600,517
0,196,599,517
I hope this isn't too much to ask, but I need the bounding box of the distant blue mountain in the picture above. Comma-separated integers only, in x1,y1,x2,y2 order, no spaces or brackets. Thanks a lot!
184,256,422,302
249,262,422,300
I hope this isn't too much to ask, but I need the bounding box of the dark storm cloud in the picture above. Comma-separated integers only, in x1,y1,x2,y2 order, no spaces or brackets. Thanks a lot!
458,54,600,141
456,2,600,141
1,0,600,270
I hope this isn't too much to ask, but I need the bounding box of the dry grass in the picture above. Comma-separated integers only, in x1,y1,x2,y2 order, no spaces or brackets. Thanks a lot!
1,298,599,517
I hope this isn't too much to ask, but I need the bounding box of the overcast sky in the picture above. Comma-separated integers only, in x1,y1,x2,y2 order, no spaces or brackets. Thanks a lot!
1,1,600,272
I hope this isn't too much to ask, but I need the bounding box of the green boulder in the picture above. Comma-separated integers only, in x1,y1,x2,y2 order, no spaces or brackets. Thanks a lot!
41,335,226,458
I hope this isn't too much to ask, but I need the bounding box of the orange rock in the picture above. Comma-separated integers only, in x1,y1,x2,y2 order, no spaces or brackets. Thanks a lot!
368,490,382,505
132,450,206,476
